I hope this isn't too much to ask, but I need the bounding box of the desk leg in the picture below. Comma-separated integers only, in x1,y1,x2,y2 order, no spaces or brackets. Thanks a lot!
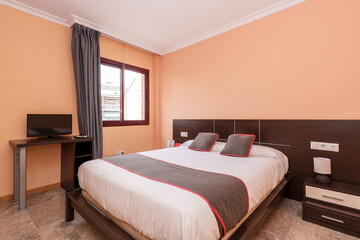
19,147,27,211
13,147,20,202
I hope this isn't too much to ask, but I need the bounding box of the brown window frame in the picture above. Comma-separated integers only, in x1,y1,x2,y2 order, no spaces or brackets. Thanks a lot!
101,57,149,127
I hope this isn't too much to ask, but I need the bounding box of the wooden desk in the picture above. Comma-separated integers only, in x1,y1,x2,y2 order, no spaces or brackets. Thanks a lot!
9,136,93,210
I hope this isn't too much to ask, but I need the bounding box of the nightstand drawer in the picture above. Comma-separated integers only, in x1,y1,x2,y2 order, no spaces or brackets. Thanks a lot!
303,204,360,233
305,186,360,210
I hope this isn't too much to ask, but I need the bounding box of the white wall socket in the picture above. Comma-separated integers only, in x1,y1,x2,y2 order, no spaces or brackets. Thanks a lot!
310,141,339,152
180,132,188,137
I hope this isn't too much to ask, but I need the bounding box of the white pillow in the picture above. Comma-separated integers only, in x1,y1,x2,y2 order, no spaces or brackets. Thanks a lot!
249,145,289,174
181,140,193,147
182,140,225,152
210,141,226,152
210,142,288,174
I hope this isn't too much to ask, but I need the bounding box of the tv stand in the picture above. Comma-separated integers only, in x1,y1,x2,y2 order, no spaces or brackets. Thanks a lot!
9,136,93,210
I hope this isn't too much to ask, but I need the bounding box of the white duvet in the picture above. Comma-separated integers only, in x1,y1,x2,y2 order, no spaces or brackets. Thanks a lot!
78,144,288,240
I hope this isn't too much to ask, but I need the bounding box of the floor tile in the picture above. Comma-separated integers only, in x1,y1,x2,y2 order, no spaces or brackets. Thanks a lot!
0,189,358,240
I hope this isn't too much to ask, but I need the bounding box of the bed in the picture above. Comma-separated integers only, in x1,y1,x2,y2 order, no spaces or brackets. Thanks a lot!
65,139,290,240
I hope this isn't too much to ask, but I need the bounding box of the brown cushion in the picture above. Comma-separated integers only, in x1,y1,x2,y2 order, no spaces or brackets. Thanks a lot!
188,133,219,151
220,134,256,157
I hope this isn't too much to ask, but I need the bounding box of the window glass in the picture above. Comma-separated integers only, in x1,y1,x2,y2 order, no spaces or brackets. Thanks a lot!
124,70,145,121
100,58,149,126
101,64,121,121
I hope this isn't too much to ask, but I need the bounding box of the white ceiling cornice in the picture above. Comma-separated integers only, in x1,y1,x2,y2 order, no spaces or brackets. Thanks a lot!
1,0,306,55
1,0,70,27
162,0,306,55
68,14,162,54
0,0,160,54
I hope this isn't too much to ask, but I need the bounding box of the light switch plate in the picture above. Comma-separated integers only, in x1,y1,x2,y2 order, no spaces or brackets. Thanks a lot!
180,132,188,137
310,141,339,152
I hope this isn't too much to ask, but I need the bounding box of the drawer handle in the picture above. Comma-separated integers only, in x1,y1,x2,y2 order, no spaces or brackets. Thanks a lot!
321,215,344,224
322,194,344,202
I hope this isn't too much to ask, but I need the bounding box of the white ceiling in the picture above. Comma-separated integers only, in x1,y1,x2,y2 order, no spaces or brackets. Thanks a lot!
1,0,305,55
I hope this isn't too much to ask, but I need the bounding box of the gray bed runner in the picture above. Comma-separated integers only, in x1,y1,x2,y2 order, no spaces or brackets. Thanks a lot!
103,153,249,237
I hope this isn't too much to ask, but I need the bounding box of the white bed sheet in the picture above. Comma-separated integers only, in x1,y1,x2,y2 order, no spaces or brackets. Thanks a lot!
78,146,288,240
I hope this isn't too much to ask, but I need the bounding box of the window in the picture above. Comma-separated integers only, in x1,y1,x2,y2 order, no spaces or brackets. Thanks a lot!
100,58,149,126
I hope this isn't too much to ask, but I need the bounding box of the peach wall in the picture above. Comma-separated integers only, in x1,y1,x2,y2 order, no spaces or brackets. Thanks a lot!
2,0,360,199
0,5,158,199
159,0,360,147
0,5,77,198
100,37,159,156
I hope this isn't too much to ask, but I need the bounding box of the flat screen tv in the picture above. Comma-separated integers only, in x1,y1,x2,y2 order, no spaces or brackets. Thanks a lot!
27,114,72,138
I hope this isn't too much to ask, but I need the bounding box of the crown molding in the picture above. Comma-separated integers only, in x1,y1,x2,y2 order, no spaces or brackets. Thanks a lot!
1,0,306,56
161,0,306,55
0,0,70,27
68,14,162,54
0,0,161,54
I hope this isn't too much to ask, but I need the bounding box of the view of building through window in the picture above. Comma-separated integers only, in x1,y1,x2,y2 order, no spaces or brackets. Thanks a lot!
101,64,121,121
100,63,146,123
124,70,145,120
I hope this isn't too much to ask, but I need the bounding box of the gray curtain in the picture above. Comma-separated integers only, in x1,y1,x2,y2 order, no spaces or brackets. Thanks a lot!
71,23,103,158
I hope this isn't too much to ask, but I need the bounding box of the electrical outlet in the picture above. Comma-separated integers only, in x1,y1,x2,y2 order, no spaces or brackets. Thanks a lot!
180,132,188,137
329,143,339,152
310,141,339,152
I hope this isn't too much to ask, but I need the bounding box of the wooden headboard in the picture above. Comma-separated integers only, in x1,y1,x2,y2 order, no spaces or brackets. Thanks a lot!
173,119,360,201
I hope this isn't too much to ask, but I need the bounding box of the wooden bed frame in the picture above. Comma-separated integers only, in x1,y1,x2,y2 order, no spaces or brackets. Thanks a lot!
65,174,291,240
64,118,360,239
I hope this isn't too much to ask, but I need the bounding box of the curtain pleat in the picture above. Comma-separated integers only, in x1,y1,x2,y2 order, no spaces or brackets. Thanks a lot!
71,23,103,158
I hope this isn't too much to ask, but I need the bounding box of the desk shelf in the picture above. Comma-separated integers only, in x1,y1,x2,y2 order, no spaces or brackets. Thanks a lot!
9,136,94,210
61,138,94,191
75,154,93,159
75,141,93,156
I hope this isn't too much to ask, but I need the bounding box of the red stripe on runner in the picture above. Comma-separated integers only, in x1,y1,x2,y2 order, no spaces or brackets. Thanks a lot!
100,158,228,235
137,152,250,214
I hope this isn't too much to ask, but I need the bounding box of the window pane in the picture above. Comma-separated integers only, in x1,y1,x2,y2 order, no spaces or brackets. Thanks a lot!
101,64,121,121
124,70,145,121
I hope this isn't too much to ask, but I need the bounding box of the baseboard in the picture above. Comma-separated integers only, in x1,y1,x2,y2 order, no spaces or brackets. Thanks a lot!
0,194,13,203
0,182,60,203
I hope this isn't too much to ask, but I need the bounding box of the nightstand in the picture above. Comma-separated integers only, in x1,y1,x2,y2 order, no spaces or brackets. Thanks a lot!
302,176,360,237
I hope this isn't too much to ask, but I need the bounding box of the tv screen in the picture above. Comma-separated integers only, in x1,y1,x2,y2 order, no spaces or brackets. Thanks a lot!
27,114,72,137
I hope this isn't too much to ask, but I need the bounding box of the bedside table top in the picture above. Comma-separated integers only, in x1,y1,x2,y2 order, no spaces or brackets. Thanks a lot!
305,176,360,196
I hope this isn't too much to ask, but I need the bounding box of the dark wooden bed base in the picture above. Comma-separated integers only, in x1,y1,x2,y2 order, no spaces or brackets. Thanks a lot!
64,118,360,238
65,174,291,240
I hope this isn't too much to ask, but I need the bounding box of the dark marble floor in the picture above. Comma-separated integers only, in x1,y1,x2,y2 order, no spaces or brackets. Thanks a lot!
0,188,358,240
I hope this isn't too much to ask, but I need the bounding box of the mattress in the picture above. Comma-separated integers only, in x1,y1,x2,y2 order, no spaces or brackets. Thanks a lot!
78,145,288,240
81,181,278,240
